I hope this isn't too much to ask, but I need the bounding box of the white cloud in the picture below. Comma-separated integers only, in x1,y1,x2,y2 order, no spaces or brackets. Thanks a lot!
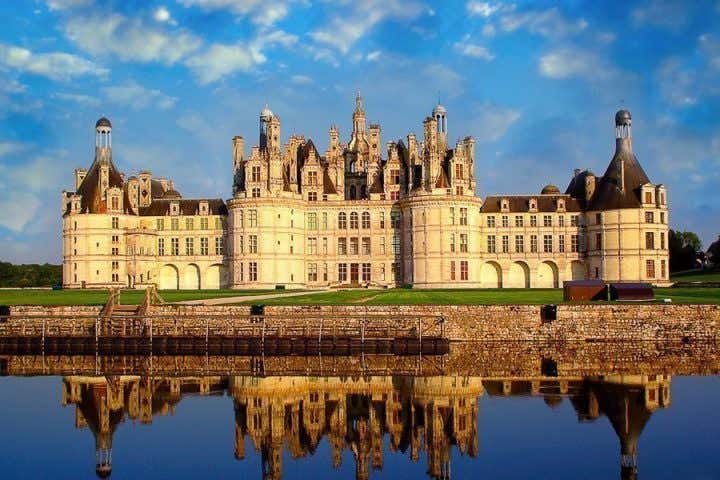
302,44,339,67
101,81,177,110
291,74,313,84
0,43,107,81
656,35,720,107
466,1,500,17
53,92,101,106
500,7,588,38
153,6,177,25
468,102,521,143
538,47,618,82
453,37,494,60
631,0,691,29
63,12,202,64
700,34,720,70
310,0,424,54
177,0,293,26
0,142,28,157
481,24,496,37
366,50,381,62
186,43,264,84
46,0,91,10
0,191,41,232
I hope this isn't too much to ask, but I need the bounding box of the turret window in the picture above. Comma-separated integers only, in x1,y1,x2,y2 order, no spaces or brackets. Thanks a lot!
645,232,655,249
251,166,261,182
645,192,653,204
646,260,655,278
308,171,318,186
645,211,654,223
460,208,468,225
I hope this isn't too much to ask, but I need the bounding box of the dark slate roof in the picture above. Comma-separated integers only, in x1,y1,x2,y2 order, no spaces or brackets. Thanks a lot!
73,158,127,214
323,169,337,195
150,179,166,198
541,184,561,194
368,172,384,194
162,189,182,199
564,169,595,207
96,117,111,128
480,195,582,213
138,199,228,216
587,140,650,211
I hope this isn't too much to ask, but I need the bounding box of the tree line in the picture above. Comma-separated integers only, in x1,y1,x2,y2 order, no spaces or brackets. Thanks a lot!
0,262,62,288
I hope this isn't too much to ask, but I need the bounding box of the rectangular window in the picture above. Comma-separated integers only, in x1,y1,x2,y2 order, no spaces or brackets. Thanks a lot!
559,215,565,227
111,235,119,244
392,234,401,255
338,263,347,282
185,218,193,230
645,211,654,223
595,213,602,224
660,232,665,249
361,237,371,255
460,234,468,253
321,212,328,230
460,260,468,281
450,233,456,253
308,263,317,282
391,211,401,229
543,215,552,227
200,237,209,255
171,218,179,230
501,215,509,228
215,237,224,255
308,191,317,202
158,238,165,256
249,210,257,227
171,238,179,256
249,262,258,281
391,169,400,184
660,212,665,224
661,259,667,279
350,237,359,255
454,163,464,180
487,216,496,228
558,234,565,253
571,234,579,253
530,235,538,253
487,235,496,253
308,212,317,230
502,235,509,253
362,263,371,282
645,232,655,249
215,217,223,230
251,165,261,182
361,212,370,229
570,215,579,227
156,218,165,231
350,213,359,229
460,208,468,225
185,237,194,255
645,191,653,204
379,211,385,229
338,238,347,255
249,235,258,253
515,216,523,227
646,259,655,278
450,261,456,280
112,217,119,229
543,235,552,253
450,207,455,224
515,235,524,253
200,217,208,230
530,215,537,227
596,233,602,250
322,237,328,255
308,171,318,186
238,235,244,254
308,237,317,255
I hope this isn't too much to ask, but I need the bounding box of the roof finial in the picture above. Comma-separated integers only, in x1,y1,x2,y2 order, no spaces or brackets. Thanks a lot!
356,90,362,110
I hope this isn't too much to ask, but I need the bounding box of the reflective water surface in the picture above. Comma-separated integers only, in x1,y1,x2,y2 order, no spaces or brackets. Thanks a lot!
0,350,719,479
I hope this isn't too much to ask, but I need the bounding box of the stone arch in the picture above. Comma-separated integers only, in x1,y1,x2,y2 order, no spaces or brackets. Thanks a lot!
204,263,226,290
536,261,559,288
181,263,201,290
479,261,502,288
570,260,586,281
507,261,530,288
158,264,179,290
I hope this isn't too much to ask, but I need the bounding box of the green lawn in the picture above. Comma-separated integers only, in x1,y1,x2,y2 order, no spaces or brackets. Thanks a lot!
0,289,276,306
243,287,720,306
671,268,720,283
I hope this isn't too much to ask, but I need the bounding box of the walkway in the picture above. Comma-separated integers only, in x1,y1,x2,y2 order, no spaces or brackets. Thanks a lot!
175,290,323,306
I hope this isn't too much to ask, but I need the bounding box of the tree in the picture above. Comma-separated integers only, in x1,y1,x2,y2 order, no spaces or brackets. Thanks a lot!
669,230,702,272
708,235,720,267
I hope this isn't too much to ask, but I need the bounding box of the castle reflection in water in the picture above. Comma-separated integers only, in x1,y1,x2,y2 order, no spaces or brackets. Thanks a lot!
62,373,670,480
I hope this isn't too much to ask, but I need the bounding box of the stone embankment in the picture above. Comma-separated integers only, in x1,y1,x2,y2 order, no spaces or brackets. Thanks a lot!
5,304,720,342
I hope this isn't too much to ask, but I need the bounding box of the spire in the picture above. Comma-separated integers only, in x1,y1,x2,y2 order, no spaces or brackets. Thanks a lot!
355,91,363,114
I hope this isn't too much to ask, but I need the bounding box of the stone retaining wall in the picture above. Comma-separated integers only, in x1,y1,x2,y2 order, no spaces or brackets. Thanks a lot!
6,304,719,342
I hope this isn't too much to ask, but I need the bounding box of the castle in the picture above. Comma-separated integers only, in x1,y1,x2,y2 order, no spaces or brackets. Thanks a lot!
62,96,669,289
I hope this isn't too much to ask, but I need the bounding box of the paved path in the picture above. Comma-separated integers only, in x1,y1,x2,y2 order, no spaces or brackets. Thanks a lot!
175,290,323,306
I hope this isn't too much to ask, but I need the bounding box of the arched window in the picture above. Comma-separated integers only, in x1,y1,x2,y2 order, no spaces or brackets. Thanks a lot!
360,185,367,199
338,212,347,229
361,211,370,229
349,185,356,200
350,212,359,229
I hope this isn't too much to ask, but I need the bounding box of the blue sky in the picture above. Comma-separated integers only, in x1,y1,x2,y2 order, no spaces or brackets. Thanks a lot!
0,0,719,263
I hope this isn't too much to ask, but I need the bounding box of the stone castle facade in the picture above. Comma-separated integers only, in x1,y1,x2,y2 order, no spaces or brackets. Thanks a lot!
62,96,669,289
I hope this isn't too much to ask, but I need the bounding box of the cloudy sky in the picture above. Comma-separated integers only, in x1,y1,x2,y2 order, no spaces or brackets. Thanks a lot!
1,0,719,263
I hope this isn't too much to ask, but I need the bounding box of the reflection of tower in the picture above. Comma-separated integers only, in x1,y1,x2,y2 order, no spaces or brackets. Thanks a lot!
585,375,671,480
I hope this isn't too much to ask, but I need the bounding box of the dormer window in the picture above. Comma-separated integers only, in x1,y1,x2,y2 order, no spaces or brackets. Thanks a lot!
170,201,179,215
199,201,209,215
529,199,537,211
501,198,509,212
557,199,565,211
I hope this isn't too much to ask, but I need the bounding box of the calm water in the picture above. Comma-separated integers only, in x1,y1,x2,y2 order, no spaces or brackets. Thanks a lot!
0,362,719,479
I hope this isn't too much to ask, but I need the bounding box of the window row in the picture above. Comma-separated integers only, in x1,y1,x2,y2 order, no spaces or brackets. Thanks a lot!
157,237,224,256
486,234,582,254
485,214,581,228
156,217,224,231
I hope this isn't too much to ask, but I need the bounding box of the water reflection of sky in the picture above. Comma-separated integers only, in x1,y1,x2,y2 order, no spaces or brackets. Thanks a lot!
0,375,718,479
